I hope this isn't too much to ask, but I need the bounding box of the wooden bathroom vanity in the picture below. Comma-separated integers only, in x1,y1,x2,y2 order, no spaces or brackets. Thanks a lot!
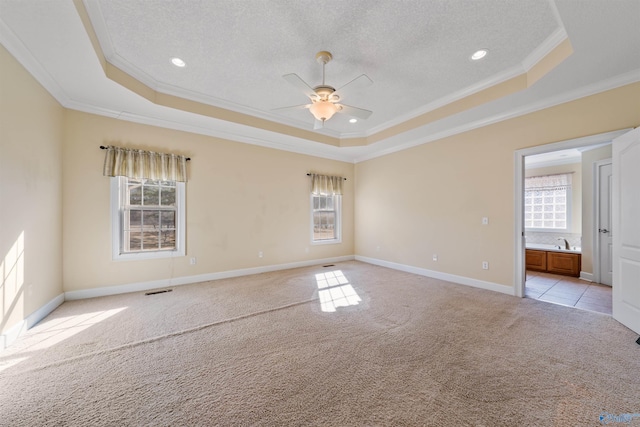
526,245,582,277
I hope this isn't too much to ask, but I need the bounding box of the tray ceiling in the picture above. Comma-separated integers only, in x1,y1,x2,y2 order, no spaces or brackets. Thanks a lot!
1,0,639,162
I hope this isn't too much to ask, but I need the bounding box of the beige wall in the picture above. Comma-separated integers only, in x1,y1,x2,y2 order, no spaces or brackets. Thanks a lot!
355,83,640,289
581,144,613,275
0,45,64,335
62,111,354,291
525,162,582,235
2,35,639,334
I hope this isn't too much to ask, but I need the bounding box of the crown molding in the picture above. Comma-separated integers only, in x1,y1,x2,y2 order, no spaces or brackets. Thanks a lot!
78,0,567,142
0,16,72,108
360,64,526,138
103,50,346,138
4,4,637,166
521,27,568,72
63,99,357,163
361,27,569,139
82,0,343,139
151,80,343,139
354,69,640,163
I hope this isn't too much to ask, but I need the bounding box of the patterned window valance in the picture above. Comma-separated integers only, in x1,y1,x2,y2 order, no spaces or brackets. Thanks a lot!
525,173,572,191
309,173,344,195
102,145,188,182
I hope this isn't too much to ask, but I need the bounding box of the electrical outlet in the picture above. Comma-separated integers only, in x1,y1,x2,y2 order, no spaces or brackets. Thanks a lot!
482,217,489,225
482,261,489,270
432,254,438,261
258,251,263,258
190,257,197,265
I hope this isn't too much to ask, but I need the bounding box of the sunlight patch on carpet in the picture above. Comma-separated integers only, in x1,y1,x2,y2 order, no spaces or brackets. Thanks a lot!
28,308,127,351
316,270,361,312
0,307,126,373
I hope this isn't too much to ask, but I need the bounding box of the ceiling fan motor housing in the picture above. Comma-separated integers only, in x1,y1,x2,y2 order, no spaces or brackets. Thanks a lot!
313,85,339,102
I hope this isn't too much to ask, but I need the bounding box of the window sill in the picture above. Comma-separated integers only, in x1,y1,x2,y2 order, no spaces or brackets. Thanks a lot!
311,239,342,246
112,249,185,262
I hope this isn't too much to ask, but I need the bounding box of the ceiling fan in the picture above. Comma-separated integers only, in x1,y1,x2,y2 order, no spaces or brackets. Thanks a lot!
275,51,373,129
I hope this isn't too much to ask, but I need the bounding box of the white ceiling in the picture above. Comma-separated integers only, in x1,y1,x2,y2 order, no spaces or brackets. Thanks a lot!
1,0,639,162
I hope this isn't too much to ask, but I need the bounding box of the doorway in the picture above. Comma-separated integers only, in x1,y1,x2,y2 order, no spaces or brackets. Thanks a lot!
514,129,631,299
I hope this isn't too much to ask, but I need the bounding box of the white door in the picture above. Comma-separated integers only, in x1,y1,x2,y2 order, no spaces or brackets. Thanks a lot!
612,127,640,335
597,162,613,286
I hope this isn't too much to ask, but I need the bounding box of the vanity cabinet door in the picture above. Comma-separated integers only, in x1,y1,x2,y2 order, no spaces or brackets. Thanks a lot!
525,250,547,272
547,252,581,277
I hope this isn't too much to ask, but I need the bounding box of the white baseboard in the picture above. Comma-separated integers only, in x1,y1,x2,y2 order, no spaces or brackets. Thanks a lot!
355,255,516,296
65,255,355,301
5,255,509,350
580,271,594,282
1,293,64,351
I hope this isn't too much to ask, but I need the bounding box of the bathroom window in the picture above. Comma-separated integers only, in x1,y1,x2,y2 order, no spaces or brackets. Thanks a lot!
524,173,571,231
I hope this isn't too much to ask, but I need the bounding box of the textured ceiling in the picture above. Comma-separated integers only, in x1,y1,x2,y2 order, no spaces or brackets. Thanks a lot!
87,0,560,133
1,0,639,162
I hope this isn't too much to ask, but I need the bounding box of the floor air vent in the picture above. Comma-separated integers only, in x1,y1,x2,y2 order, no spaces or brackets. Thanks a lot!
323,264,335,268
145,289,173,296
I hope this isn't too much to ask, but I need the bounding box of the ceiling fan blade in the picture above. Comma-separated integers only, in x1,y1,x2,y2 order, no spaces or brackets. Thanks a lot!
336,104,373,120
313,119,324,130
282,73,317,99
272,104,310,112
333,74,373,100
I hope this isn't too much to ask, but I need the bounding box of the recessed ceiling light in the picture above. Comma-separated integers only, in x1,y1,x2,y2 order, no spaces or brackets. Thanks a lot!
171,57,186,67
349,118,358,123
470,49,488,61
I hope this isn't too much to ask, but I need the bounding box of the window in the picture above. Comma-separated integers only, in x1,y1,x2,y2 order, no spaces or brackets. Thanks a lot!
311,193,341,243
111,177,185,260
524,173,571,231
308,173,343,244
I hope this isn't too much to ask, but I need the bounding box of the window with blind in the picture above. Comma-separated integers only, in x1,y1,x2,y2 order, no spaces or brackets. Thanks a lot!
309,173,343,244
111,177,186,260
524,173,572,231
103,146,187,260
311,194,341,243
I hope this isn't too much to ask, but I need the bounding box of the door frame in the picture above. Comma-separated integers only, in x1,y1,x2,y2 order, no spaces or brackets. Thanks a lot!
593,159,612,285
514,129,631,297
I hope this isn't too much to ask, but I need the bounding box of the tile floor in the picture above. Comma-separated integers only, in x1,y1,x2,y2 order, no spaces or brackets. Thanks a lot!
525,270,612,315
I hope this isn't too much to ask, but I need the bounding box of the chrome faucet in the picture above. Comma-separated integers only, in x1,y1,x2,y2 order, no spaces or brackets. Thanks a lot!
558,238,570,250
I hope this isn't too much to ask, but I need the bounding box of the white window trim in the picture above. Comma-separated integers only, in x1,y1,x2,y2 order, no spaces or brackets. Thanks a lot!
110,177,186,261
310,194,342,245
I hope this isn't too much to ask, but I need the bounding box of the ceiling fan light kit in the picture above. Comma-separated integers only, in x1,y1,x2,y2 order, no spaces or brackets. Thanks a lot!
309,100,338,122
277,50,373,129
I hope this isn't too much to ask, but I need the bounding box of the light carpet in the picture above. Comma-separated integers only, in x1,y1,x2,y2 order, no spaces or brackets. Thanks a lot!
1,261,638,426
